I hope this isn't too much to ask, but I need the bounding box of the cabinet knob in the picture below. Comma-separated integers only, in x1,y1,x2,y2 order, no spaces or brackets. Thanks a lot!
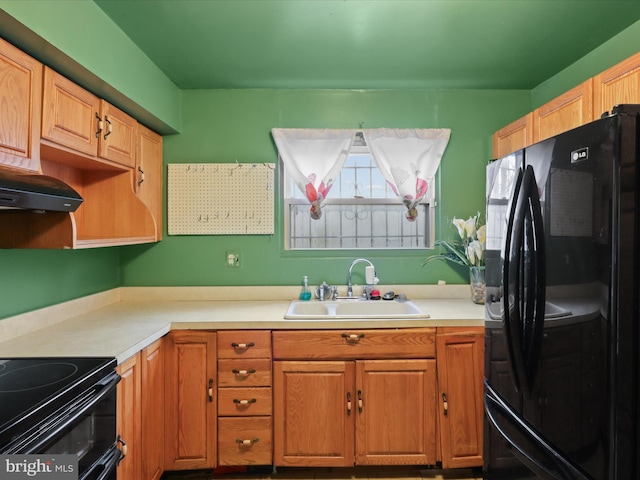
347,391,352,416
208,378,214,402
232,368,256,376
442,393,448,416
235,438,259,445
233,398,257,405
116,435,127,465
357,389,363,413
231,342,255,349
341,333,365,342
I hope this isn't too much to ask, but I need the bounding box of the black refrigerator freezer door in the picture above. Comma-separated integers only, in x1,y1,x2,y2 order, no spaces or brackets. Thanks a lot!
503,165,546,399
484,382,593,480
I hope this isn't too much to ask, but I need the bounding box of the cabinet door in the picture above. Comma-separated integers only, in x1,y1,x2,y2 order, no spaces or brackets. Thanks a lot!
532,79,593,143
141,339,164,480
0,36,41,171
436,329,484,469
355,359,437,465
42,67,100,157
164,331,217,470
273,361,355,467
99,100,137,168
117,353,142,480
594,52,640,117
136,124,163,240
492,113,533,159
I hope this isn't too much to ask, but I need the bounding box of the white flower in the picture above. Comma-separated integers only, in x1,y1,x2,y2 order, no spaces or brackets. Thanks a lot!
476,225,486,245
469,239,484,266
452,217,466,239
464,216,477,239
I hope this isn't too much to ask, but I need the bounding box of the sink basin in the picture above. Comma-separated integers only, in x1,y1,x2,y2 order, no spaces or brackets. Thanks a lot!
284,299,429,320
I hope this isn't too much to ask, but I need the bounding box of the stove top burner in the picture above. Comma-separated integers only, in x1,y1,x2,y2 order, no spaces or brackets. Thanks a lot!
0,362,79,393
0,357,116,448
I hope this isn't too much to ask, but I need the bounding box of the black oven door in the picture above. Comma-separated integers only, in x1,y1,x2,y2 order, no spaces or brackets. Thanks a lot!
8,370,123,480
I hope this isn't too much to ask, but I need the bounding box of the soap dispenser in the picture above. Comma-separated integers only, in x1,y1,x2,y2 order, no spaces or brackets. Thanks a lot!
299,276,312,301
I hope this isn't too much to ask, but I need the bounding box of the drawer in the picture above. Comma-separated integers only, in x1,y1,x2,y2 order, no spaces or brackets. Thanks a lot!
272,328,436,360
218,330,272,359
218,416,272,466
218,387,272,416
218,358,272,387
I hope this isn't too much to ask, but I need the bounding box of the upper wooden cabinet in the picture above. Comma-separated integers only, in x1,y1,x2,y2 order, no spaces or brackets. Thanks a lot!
494,52,640,157
492,113,533,159
594,51,640,117
0,36,42,172
0,49,162,249
532,79,594,144
136,125,163,240
42,67,137,169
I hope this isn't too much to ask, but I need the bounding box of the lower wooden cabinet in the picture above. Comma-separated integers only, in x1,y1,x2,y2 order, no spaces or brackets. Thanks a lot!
130,326,484,475
217,330,273,466
436,327,484,469
272,328,438,467
116,338,164,480
116,353,141,480
164,331,217,471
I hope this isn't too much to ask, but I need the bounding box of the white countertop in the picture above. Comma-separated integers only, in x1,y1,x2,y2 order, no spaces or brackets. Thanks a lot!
0,285,484,363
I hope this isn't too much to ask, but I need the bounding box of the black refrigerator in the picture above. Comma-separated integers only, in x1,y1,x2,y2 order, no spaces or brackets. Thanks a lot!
484,104,640,480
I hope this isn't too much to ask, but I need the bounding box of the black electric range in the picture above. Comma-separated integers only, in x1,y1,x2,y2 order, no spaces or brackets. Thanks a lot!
0,357,117,452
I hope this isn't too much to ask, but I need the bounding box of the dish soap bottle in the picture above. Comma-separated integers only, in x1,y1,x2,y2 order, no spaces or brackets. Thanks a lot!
299,276,312,301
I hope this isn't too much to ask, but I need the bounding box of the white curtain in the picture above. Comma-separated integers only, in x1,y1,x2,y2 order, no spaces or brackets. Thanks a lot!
272,128,356,219
363,128,451,221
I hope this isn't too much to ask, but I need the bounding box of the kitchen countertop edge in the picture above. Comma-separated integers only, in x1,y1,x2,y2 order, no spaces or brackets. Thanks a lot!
0,286,484,363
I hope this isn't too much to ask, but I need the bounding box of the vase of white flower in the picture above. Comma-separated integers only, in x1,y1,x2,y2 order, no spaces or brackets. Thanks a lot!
469,266,486,305
424,212,486,304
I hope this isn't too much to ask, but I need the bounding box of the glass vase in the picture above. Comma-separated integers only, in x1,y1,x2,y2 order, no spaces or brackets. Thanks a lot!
469,266,486,304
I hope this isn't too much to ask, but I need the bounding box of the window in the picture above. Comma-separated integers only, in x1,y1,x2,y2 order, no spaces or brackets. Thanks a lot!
281,133,436,250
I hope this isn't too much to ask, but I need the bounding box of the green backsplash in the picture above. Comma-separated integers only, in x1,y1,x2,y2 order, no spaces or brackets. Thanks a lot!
119,88,530,288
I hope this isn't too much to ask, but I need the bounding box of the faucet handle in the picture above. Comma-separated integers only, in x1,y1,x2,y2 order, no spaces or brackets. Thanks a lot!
315,281,332,301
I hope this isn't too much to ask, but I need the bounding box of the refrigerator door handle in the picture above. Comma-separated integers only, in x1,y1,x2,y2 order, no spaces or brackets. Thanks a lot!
503,166,525,394
484,382,592,480
522,165,546,393
503,165,546,398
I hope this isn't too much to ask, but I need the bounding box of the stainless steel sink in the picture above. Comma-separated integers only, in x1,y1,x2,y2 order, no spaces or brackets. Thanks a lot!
284,299,429,320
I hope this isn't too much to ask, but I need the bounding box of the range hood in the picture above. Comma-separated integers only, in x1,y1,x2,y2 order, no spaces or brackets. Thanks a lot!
0,169,83,212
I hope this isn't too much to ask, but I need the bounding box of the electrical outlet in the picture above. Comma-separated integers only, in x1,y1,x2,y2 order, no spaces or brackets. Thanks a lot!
225,251,241,268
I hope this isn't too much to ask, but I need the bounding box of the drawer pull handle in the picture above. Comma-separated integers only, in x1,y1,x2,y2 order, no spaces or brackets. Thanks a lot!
442,392,448,416
233,398,257,405
208,379,214,403
236,438,260,445
347,392,352,416
231,342,255,349
357,389,363,413
232,368,256,376
341,333,365,342
117,435,127,465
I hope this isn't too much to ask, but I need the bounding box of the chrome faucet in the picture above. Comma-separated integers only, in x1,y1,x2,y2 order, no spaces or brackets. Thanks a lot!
347,258,379,298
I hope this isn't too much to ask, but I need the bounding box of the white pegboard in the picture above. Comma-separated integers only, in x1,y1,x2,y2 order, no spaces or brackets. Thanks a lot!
167,163,275,235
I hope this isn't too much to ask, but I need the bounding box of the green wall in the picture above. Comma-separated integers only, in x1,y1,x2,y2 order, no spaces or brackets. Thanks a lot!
119,88,530,288
1,6,640,320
